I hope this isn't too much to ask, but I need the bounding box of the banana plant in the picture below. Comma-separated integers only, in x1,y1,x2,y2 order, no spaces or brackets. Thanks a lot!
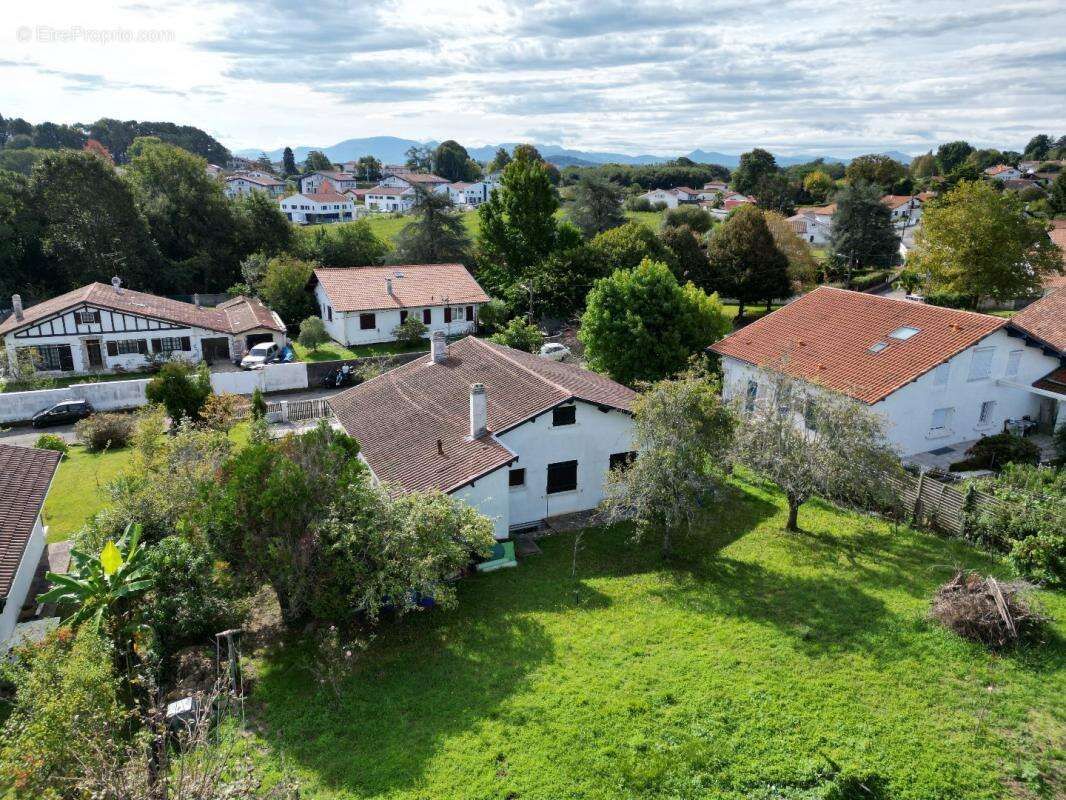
38,523,154,640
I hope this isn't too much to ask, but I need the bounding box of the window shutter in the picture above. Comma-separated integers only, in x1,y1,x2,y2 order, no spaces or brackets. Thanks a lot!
444,307,452,323
58,345,74,372
181,336,191,351
106,341,118,357
138,340,148,355
400,310,408,324
152,338,162,354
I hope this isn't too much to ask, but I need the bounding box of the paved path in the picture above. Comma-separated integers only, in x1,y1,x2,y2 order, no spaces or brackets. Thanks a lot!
0,422,77,448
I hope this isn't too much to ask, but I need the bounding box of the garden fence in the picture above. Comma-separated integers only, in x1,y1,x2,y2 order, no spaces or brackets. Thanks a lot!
265,397,332,424
888,472,1005,536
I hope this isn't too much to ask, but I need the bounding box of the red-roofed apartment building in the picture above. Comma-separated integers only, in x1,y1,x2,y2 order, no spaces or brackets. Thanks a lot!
309,264,490,346
279,180,360,224
710,288,1064,458
329,334,637,538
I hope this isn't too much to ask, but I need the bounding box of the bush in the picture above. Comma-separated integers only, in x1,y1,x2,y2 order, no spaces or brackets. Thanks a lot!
624,195,653,212
74,412,135,451
34,433,68,453
199,392,249,432
145,360,211,422
931,571,1049,648
476,298,508,334
391,315,428,346
251,387,267,420
488,317,545,353
850,269,893,290
297,315,330,352
662,204,713,234
923,290,978,310
949,432,1040,471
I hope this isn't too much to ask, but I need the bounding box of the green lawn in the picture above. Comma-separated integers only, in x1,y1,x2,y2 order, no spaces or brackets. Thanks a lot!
624,210,666,230
720,303,784,321
291,339,428,362
42,444,134,542
240,477,1065,799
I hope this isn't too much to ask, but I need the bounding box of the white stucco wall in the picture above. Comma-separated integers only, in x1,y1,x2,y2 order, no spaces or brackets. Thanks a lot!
452,466,511,540
0,518,45,647
311,292,481,346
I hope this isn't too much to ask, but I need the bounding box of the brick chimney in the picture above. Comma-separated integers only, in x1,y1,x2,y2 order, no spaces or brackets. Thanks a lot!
469,383,487,439
11,295,23,321
430,330,447,364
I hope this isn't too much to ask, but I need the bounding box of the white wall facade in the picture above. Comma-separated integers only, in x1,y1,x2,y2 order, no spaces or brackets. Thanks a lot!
719,329,1061,457
0,518,45,648
300,172,360,194
453,467,511,540
365,190,415,212
279,194,357,224
640,189,679,208
313,284,481,345
224,177,284,198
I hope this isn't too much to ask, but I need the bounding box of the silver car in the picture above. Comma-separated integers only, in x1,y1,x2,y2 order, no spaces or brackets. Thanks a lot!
240,342,280,370
539,342,571,361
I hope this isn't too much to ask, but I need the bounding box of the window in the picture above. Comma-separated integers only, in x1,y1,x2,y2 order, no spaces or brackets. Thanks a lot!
400,309,408,324
546,460,578,494
978,400,996,425
75,310,100,324
889,326,920,340
444,307,452,323
423,308,432,325
466,305,474,321
967,347,995,381
152,336,190,353
508,468,526,487
1005,349,1023,378
107,339,147,356
327,306,333,322
610,451,637,471
804,397,818,431
359,313,376,330
931,407,954,430
933,363,950,386
22,344,73,372
552,405,576,426
745,380,758,413
868,342,888,354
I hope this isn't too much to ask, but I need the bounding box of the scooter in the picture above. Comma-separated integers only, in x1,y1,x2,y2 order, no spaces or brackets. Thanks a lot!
322,363,357,388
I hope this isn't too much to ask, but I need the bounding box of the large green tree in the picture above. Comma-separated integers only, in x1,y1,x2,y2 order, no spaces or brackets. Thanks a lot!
1048,172,1066,214
567,174,625,238
706,204,791,317
579,259,730,385
911,180,1064,306
0,169,42,300
1023,134,1052,161
829,180,900,273
258,256,317,326
732,148,778,195
845,154,906,189
304,150,332,171
935,140,974,175
477,155,560,280
588,220,677,274
355,155,382,182
753,173,796,216
433,140,480,182
233,190,293,258
659,224,712,290
393,184,471,263
282,146,297,176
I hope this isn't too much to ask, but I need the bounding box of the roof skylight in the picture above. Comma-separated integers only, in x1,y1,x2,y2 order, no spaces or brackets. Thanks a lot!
868,342,889,353
889,326,920,340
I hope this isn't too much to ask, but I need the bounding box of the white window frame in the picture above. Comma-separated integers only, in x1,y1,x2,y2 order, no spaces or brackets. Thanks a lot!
967,347,995,382
930,406,954,432
1005,349,1023,379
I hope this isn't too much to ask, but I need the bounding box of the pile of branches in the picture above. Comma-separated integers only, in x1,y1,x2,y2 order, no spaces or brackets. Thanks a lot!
932,571,1049,648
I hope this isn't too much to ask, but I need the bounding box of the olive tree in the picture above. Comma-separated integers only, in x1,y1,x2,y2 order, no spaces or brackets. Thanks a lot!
599,368,735,556
730,370,901,532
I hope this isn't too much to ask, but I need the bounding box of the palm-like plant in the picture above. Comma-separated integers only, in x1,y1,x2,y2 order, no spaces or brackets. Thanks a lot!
38,523,154,641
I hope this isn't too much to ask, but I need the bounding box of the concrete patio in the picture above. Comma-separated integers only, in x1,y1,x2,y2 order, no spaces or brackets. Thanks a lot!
904,433,1056,472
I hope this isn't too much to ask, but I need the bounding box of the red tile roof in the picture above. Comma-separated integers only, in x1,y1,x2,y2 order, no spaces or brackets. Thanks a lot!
0,284,284,336
709,287,1007,404
1033,366,1066,397
226,174,283,187
217,295,286,334
881,194,919,210
328,337,637,492
388,171,449,185
985,164,1015,175
0,444,61,597
312,264,489,313
1011,288,1066,354
368,186,414,196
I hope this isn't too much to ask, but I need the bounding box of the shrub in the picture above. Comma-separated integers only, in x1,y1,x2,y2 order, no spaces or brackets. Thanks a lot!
949,432,1040,471
145,360,211,422
74,412,135,451
923,290,978,310
662,204,713,234
651,201,668,211
34,433,68,453
297,315,330,352
850,269,893,290
391,315,428,346
624,195,653,212
250,387,267,420
199,392,249,432
488,317,545,353
476,298,508,334
931,571,1049,648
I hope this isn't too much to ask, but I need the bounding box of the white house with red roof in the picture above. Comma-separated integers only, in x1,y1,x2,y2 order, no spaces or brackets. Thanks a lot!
278,180,358,224
1,279,286,375
299,170,361,194
328,334,637,538
364,185,417,213
710,288,1063,460
379,169,451,193
223,173,286,198
309,264,490,346
985,164,1023,182
447,181,493,207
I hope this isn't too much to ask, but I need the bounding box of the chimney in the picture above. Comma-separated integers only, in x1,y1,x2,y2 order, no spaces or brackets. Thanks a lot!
430,330,447,363
193,292,201,309
469,383,487,439
386,278,393,296
111,276,123,294
11,295,23,321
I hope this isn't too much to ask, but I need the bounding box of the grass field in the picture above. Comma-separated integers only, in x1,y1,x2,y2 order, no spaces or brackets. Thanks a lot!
241,476,1065,800
291,339,427,362
42,443,134,543
720,303,785,320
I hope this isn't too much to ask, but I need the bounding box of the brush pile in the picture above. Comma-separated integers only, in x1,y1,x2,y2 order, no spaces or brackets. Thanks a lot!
931,571,1048,648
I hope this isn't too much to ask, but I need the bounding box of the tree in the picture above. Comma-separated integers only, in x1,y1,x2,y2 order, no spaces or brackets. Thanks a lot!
298,315,330,352
730,370,901,531
476,298,508,334
392,315,428,345
732,148,778,195
844,154,906,189
258,255,317,325
512,143,543,163
1048,172,1066,214
294,220,389,267
282,146,297,176
910,153,937,178
27,150,162,293
488,317,544,352
477,156,559,279
404,145,434,173
659,224,712,290
753,173,796,216
392,184,471,263
911,180,1064,305
1023,134,1052,161
600,367,735,556
803,170,834,203
829,180,899,274
567,174,625,238
355,155,382,182
145,361,212,422
579,259,731,385
304,150,332,171
83,139,114,165
487,146,511,173
706,204,791,318
589,220,677,273
661,204,714,234
433,140,480,182
764,211,819,286
0,170,41,301
936,140,974,175
234,190,292,257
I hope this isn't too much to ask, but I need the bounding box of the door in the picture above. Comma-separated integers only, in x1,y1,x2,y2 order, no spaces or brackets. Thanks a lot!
201,337,231,364
86,339,103,369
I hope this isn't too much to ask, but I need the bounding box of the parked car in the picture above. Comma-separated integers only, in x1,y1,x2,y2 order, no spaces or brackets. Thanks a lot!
539,343,571,361
240,342,281,370
31,399,94,428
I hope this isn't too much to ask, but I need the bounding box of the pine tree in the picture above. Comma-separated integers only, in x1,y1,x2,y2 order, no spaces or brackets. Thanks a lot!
393,185,471,264
282,147,297,176
706,205,790,318
829,180,900,276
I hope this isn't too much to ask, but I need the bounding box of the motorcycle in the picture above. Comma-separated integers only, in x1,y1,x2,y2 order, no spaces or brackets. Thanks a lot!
322,363,358,389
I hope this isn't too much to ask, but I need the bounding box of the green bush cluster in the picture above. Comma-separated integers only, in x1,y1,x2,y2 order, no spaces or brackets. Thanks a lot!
73,412,135,452
34,433,68,453
949,432,1040,471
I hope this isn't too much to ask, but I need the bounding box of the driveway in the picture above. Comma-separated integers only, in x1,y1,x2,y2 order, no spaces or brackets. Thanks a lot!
0,421,78,448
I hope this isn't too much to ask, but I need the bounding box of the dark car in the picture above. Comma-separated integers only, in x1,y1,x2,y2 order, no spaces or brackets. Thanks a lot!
31,400,94,428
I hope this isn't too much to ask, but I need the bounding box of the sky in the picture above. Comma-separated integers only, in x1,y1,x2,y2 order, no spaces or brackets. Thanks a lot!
2,0,1064,158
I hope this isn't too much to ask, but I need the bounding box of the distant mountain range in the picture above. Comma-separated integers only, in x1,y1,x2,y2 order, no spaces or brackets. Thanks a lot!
235,136,914,170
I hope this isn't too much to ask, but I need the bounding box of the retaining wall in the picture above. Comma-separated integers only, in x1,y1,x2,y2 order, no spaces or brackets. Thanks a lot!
0,379,149,424
209,363,308,395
